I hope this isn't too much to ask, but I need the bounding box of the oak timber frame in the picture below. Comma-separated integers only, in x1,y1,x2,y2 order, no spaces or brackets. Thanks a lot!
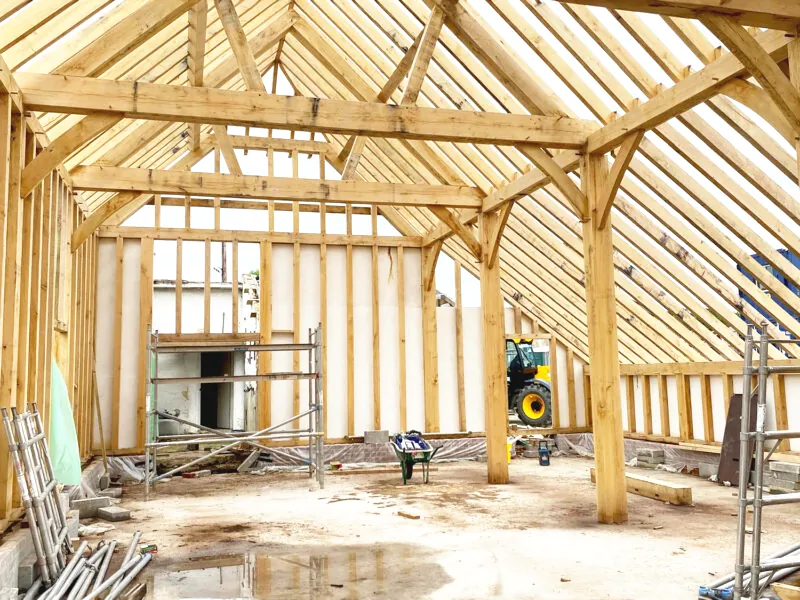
2,0,800,530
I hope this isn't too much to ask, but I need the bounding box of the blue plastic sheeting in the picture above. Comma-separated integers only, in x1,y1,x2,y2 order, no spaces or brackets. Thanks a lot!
49,360,81,485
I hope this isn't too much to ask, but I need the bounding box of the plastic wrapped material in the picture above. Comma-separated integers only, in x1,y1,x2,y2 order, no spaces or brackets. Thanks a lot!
75,438,488,492
257,437,486,467
108,457,146,484
49,360,82,485
555,433,719,475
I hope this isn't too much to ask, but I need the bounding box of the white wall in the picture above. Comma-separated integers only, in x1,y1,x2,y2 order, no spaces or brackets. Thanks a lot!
101,238,800,452
619,372,800,451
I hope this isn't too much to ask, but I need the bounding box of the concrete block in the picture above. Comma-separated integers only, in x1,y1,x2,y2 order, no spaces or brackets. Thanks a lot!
17,561,36,590
364,430,389,444
637,448,665,459
522,449,538,459
70,496,111,519
699,463,717,479
765,474,800,490
637,456,665,465
97,506,131,522
67,510,79,538
58,492,70,515
769,461,800,477
98,488,122,499
768,470,800,484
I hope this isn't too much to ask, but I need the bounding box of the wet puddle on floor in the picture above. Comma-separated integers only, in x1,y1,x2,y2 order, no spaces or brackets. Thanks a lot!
144,545,451,599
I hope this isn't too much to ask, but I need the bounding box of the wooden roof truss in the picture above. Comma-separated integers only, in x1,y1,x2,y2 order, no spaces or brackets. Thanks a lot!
2,0,800,365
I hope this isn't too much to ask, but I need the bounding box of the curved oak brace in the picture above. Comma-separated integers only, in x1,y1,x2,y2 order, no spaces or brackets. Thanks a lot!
598,130,645,230
702,14,800,137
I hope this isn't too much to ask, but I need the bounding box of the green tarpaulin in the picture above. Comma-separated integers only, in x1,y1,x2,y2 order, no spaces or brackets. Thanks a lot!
49,360,81,485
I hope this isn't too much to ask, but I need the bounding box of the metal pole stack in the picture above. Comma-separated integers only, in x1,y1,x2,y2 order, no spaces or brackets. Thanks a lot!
732,324,800,600
145,324,325,494
1,406,153,598
1,404,74,587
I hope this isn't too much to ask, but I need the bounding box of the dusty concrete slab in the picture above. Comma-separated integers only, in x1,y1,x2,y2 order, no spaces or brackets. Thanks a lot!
77,457,800,599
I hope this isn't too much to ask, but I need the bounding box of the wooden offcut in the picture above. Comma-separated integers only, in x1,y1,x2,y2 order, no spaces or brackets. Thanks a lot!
590,469,693,507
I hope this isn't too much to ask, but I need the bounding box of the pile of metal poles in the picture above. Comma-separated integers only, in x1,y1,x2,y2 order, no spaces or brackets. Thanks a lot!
2,404,73,586
2,404,152,598
25,531,152,600
699,542,800,599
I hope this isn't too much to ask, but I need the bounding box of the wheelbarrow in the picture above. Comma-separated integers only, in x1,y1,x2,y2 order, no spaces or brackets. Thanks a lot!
390,430,442,484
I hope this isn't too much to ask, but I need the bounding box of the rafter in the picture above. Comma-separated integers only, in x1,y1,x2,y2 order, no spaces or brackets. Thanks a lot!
53,0,204,77
212,125,243,175
424,150,582,246
549,0,800,32
702,14,800,136
20,115,116,198
293,18,422,179
214,0,268,91
67,10,297,239
17,73,598,147
586,28,791,154
401,7,445,106
187,0,208,150
597,130,645,230
13,0,209,197
424,0,566,116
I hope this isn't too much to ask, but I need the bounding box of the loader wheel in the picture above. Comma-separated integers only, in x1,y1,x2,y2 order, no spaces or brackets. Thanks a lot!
513,384,552,428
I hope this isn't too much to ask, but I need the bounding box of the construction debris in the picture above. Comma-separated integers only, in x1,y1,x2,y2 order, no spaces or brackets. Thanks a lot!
97,506,132,522
636,448,665,469
1,404,73,587
397,511,421,520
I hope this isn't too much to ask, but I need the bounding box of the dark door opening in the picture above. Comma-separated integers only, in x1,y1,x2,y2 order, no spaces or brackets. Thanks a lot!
200,352,233,429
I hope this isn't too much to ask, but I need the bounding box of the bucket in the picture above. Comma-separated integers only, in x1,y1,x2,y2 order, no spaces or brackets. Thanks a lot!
506,441,513,464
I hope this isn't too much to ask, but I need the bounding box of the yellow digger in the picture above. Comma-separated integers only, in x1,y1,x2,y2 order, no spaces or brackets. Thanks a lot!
506,337,552,427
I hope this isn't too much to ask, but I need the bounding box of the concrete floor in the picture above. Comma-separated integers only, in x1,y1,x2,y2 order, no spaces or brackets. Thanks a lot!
85,456,800,599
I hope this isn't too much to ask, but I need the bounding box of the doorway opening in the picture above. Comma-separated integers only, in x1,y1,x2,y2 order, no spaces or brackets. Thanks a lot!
200,352,233,429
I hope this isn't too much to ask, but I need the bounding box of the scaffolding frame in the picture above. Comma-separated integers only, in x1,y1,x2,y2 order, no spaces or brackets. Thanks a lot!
733,324,800,599
144,325,325,496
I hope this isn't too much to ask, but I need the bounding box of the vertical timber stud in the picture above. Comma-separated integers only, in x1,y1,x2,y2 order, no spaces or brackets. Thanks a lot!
137,237,154,448
479,210,509,485
258,241,271,430
788,29,800,184
581,153,627,524
421,244,440,433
